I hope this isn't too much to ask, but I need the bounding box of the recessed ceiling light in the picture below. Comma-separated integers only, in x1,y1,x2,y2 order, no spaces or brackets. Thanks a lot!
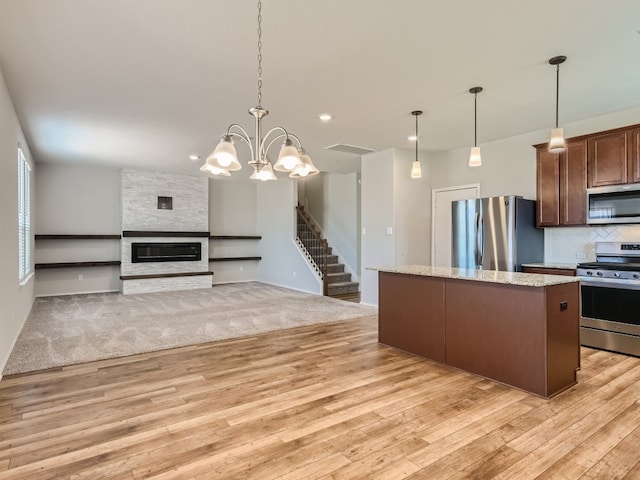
188,154,200,161
408,135,418,142
319,113,332,121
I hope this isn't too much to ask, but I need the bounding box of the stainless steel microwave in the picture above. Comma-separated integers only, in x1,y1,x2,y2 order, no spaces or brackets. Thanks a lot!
587,183,640,224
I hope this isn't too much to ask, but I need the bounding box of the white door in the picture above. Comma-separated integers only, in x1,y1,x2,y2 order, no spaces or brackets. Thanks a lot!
432,184,480,267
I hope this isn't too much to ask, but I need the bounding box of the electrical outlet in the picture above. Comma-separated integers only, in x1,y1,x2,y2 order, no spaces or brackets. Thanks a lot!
293,271,296,277
78,274,83,280
240,266,244,272
576,252,587,259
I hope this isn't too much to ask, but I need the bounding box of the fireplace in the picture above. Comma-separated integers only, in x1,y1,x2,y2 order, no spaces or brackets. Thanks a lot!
131,242,202,263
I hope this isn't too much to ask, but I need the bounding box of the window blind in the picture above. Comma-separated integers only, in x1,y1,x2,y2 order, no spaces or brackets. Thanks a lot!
18,147,31,282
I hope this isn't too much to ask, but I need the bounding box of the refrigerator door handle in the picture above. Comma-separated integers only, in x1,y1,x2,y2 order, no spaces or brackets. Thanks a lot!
475,212,482,267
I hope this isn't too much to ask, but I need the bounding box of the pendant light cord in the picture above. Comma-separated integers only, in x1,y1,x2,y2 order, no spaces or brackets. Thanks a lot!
474,92,478,147
415,113,419,161
256,0,263,108
555,63,560,128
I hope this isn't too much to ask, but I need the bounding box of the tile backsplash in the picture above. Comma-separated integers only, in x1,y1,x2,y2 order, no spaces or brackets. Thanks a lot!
544,225,640,263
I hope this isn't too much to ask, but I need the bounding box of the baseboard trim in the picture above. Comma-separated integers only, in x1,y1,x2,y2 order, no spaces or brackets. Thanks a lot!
0,300,34,381
258,279,322,296
35,289,120,298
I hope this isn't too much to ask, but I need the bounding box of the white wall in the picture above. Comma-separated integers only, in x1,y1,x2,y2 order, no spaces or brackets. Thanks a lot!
360,150,394,306
302,172,360,280
208,178,261,284
256,178,321,294
393,148,430,266
360,148,430,306
0,70,34,377
34,163,121,296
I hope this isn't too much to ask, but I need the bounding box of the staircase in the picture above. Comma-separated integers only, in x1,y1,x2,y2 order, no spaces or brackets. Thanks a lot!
296,205,359,298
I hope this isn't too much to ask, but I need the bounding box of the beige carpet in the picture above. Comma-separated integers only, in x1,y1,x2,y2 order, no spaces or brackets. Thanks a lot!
4,282,377,375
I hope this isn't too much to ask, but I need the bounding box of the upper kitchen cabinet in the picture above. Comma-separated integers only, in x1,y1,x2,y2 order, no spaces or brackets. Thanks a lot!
587,129,630,187
536,123,640,227
536,148,560,226
535,139,587,227
628,127,640,184
560,140,587,225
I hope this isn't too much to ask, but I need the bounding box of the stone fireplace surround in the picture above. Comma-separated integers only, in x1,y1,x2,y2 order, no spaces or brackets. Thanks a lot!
120,170,211,294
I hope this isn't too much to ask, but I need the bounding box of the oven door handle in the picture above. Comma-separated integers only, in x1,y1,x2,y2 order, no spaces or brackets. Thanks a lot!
580,277,640,290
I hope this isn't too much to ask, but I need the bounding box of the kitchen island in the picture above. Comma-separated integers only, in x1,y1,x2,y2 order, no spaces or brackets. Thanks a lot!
377,266,580,398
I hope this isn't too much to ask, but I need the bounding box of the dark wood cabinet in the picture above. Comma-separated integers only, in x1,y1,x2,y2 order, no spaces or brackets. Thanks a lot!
536,148,560,226
535,123,640,227
378,272,445,362
378,271,580,398
535,140,587,227
629,127,640,184
588,130,630,187
560,140,587,225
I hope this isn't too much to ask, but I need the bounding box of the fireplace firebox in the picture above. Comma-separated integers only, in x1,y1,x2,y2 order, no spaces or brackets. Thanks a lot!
131,242,201,263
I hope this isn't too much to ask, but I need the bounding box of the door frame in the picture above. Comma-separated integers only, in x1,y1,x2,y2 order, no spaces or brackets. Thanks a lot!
431,183,480,266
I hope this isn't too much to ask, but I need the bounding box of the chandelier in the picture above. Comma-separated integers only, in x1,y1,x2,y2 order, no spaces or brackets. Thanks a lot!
201,0,318,181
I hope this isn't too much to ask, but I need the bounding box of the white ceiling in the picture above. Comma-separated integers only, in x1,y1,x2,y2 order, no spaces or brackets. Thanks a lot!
1,0,640,177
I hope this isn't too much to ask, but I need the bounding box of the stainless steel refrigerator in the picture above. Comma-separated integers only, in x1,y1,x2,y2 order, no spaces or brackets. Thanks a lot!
451,196,544,271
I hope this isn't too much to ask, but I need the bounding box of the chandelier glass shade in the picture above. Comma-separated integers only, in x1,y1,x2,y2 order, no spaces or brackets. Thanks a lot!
201,0,317,180
289,149,320,178
249,160,277,181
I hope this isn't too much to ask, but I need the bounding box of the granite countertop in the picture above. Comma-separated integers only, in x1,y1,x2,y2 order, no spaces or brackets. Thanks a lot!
372,265,580,287
521,262,578,270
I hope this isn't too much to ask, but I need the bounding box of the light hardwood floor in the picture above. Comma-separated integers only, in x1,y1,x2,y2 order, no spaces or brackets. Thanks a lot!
1,315,639,479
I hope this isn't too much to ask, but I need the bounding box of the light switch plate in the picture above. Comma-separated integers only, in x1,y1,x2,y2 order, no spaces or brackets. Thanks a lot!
386,227,393,235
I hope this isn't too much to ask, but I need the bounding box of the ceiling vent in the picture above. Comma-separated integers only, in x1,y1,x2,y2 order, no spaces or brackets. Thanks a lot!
325,143,378,156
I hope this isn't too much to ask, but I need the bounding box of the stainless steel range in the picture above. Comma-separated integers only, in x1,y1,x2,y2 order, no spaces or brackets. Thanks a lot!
577,241,640,357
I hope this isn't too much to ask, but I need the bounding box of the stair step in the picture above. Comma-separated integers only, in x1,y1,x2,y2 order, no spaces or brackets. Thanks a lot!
326,272,351,283
326,254,339,264
327,281,359,296
327,263,345,273
305,246,332,255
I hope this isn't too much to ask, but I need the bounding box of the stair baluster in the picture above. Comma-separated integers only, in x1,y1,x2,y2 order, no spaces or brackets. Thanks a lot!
296,205,329,296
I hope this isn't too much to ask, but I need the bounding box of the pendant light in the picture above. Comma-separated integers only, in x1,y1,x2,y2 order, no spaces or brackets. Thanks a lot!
548,55,567,153
410,110,422,179
468,87,483,167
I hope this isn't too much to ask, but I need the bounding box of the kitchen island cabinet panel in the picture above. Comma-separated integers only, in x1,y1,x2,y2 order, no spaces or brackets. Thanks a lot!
377,267,580,398
445,280,548,397
378,272,445,362
546,282,581,395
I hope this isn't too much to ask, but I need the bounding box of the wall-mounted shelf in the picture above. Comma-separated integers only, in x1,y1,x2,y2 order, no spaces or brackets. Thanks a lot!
209,256,262,262
122,231,210,238
210,235,262,240
35,261,121,270
35,234,121,240
120,271,213,281
35,235,122,274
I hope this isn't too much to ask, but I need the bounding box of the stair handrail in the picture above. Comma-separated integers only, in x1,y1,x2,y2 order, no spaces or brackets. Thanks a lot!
296,205,328,295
